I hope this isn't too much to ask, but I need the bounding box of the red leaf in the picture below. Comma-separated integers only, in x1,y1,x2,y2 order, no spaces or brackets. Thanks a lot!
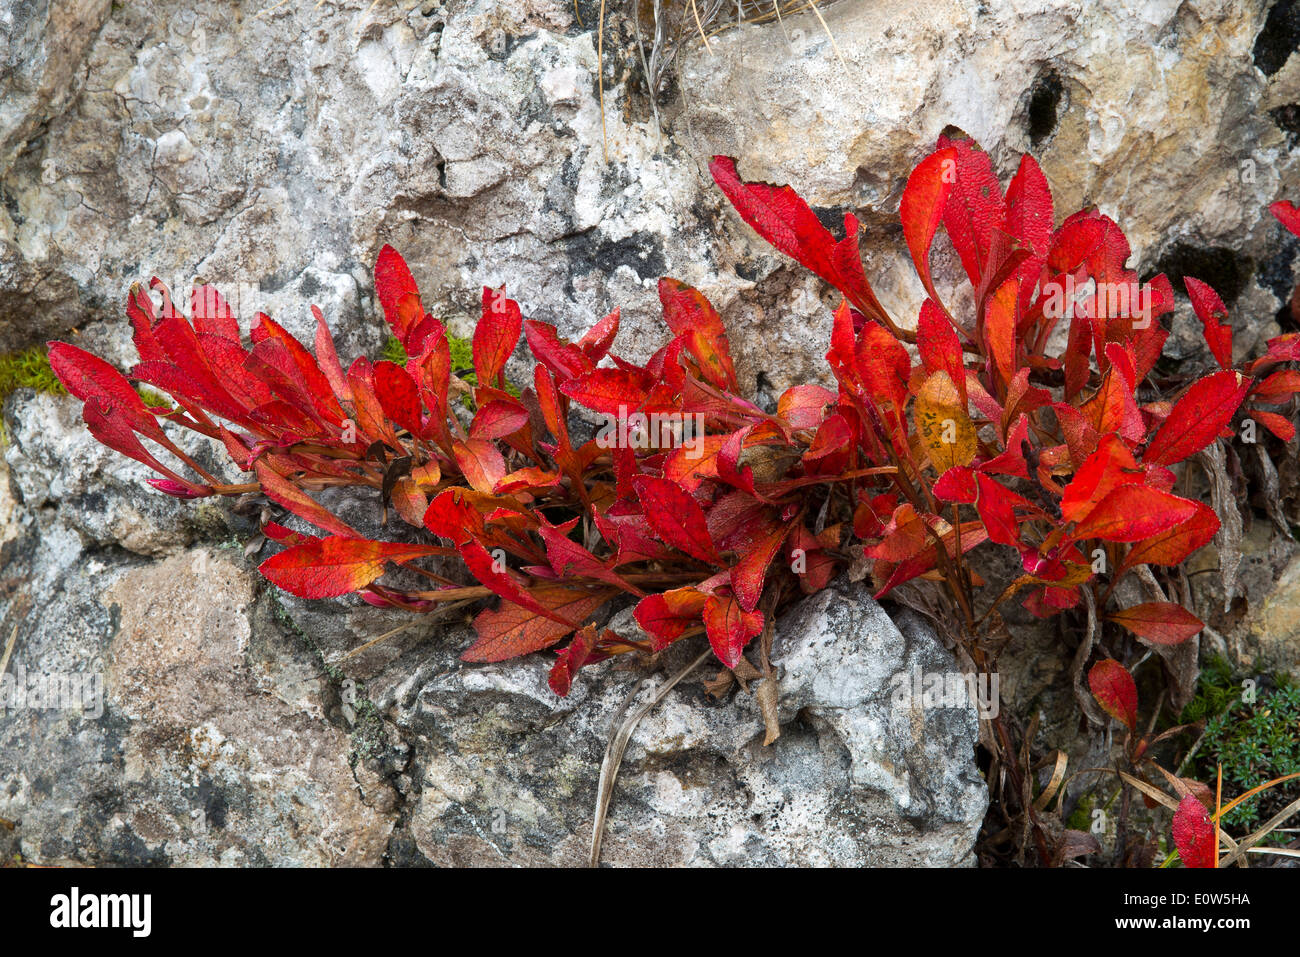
473,285,523,387
453,439,507,494
548,625,612,696
470,398,530,441
1119,501,1220,572
1172,793,1216,868
523,320,593,382
48,342,169,444
1143,371,1250,466
464,586,614,663
934,465,978,503
1070,485,1200,543
777,384,836,431
1108,602,1204,645
917,298,966,404
663,434,728,491
190,284,240,341
1270,199,1300,239
658,278,739,391
984,275,1019,387
709,155,887,322
561,368,650,415
313,305,353,402
975,473,1030,547
937,128,1008,289
537,519,637,594
853,321,911,418
374,244,426,349
410,325,451,431
1184,277,1234,371
423,487,484,544
901,147,958,306
1249,369,1300,404
703,593,764,669
632,476,722,564
256,461,361,538
728,514,789,611
1005,152,1054,254
1088,659,1137,732
259,536,445,599
634,587,708,648
373,360,425,438
577,308,620,361
1060,433,1143,523
458,539,580,627
1248,408,1296,441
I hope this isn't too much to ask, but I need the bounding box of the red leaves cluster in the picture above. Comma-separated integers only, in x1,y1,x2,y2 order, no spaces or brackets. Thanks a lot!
49,131,1300,709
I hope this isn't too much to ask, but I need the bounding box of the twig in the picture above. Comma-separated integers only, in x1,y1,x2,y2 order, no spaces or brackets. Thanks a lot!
588,648,710,866
597,0,608,161
0,623,17,683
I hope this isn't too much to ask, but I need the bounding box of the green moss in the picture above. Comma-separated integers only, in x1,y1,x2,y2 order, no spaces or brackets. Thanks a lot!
0,346,66,402
1065,793,1095,833
380,334,410,365
1180,655,1241,725
136,386,173,410
0,345,68,444
379,332,519,411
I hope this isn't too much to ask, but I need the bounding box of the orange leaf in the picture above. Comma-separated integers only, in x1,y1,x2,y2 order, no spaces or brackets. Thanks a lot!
1108,602,1203,645
464,586,615,662
260,536,446,599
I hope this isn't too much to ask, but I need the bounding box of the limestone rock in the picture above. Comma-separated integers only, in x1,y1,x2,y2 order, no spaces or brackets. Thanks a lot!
387,578,986,867
0,539,394,866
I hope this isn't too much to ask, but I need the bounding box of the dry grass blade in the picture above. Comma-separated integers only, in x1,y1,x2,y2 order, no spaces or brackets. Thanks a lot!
755,678,780,746
1032,750,1068,812
1246,846,1300,858
589,648,710,866
337,601,471,662
1118,771,1180,811
1212,770,1300,821
1071,588,1107,725
1217,794,1300,868
598,0,608,160
803,0,844,66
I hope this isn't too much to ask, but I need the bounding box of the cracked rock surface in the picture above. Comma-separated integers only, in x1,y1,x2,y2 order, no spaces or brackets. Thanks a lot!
2,0,1298,865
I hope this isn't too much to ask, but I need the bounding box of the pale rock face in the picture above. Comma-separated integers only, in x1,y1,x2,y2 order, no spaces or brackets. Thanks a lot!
0,541,396,866
0,0,1297,865
1,1,1292,377
1246,551,1300,680
389,577,986,867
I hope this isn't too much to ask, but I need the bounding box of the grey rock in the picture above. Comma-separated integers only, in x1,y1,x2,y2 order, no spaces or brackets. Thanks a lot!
2,0,1296,868
387,577,986,866
2,390,234,557
0,535,395,866
0,0,1293,377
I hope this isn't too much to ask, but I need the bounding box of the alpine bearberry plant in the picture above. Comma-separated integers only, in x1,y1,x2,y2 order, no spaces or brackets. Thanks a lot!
46,129,1300,865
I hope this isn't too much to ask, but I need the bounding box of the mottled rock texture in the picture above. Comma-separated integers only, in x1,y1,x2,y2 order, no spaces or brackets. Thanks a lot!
2,0,1299,865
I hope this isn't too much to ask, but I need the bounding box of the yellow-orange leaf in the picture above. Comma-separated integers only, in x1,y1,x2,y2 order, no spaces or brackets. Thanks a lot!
915,370,976,473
